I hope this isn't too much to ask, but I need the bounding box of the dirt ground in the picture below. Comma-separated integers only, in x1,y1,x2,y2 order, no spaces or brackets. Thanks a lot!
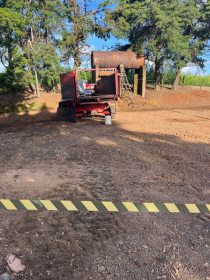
0,88,210,279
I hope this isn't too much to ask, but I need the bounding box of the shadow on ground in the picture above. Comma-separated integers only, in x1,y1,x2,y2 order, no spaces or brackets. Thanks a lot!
0,110,210,279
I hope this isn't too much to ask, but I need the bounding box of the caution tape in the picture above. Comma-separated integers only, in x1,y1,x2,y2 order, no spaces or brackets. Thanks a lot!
0,199,209,213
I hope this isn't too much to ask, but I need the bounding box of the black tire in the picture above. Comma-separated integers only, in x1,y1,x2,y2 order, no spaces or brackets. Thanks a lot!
68,105,77,123
57,101,77,122
57,106,67,120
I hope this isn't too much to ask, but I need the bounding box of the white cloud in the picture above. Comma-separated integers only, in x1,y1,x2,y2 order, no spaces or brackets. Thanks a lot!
181,65,203,75
181,61,210,76
80,45,94,55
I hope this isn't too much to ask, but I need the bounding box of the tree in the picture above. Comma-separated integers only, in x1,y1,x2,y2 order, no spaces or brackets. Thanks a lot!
107,0,204,89
198,0,210,40
0,0,112,94
24,0,65,93
28,42,61,92
194,0,210,65
61,0,111,69
0,0,65,93
0,6,29,93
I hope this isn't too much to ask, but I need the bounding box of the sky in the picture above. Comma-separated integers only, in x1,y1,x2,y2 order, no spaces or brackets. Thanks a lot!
182,51,210,75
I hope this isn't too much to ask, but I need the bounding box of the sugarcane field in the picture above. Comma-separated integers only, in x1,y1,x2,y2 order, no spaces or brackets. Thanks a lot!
0,0,210,279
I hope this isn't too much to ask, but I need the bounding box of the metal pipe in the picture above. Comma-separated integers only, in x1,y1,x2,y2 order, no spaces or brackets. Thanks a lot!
91,51,145,69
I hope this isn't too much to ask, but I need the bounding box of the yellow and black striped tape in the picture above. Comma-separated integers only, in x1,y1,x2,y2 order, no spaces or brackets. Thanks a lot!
0,199,209,213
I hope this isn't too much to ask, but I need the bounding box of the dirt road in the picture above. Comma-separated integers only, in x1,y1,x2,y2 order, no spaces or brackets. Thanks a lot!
0,97,210,279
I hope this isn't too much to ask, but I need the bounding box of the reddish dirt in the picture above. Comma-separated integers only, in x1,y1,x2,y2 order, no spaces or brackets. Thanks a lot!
0,88,210,279
145,87,210,109
117,87,210,113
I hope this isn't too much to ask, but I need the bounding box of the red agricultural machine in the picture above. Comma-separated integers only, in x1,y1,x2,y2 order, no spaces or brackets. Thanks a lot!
58,51,145,122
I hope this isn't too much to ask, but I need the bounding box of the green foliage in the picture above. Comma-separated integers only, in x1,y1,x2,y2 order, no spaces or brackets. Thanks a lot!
146,71,155,84
146,70,176,85
198,0,210,41
28,43,62,91
0,0,209,96
0,0,65,93
126,70,135,85
0,7,24,35
78,71,92,83
107,0,208,86
162,72,176,85
0,0,111,94
61,0,111,69
145,70,210,87
180,75,210,87
0,46,33,94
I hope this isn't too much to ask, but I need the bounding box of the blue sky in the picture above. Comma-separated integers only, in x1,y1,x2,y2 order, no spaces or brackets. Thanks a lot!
182,50,210,75
88,35,123,51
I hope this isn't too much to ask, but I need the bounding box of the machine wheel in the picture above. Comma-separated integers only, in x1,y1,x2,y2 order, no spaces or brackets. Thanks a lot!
68,104,77,123
57,101,77,122
57,106,67,120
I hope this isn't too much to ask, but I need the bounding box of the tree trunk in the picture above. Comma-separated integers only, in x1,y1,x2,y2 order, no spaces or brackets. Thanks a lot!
172,70,181,90
34,70,40,97
28,82,35,93
73,0,80,69
74,49,80,69
29,28,40,97
155,59,161,91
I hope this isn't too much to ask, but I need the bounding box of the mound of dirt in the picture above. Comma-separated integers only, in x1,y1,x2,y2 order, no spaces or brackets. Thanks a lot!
119,86,210,111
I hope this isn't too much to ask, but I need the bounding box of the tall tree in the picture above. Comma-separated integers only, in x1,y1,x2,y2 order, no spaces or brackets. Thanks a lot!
107,0,204,89
0,5,27,93
0,0,65,93
25,0,65,93
61,0,111,69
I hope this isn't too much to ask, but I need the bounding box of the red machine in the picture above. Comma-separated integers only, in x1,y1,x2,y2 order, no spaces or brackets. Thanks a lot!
58,51,145,122
58,68,118,122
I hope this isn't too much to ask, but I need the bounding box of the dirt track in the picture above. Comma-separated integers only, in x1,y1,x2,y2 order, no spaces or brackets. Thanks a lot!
0,92,210,279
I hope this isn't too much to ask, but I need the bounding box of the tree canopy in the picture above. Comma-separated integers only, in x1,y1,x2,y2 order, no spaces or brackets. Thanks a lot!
107,0,210,87
0,0,111,94
0,0,209,93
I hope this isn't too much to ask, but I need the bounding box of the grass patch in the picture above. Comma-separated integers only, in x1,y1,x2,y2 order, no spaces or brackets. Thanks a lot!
0,102,47,115
180,74,210,87
146,71,210,87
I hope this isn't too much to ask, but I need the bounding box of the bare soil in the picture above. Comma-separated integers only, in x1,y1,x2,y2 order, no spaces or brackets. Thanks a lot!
0,88,210,280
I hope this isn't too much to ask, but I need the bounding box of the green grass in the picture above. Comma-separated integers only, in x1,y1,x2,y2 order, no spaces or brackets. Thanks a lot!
0,102,47,115
180,74,210,87
146,71,210,87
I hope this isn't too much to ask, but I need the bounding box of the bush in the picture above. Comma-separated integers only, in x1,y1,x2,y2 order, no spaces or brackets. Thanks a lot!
162,72,176,85
0,47,34,94
146,71,176,85
0,71,26,94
